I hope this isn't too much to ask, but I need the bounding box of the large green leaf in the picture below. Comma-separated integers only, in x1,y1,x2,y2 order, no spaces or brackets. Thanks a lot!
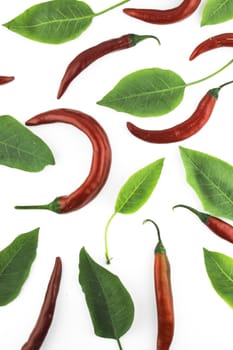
204,248,233,308
201,0,233,26
0,115,55,171
0,228,39,306
79,247,134,345
180,146,233,221
3,0,94,44
115,158,165,214
97,68,186,117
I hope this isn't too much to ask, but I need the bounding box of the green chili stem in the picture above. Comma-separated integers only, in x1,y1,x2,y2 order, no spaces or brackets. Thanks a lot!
186,59,233,87
104,212,117,264
95,0,130,17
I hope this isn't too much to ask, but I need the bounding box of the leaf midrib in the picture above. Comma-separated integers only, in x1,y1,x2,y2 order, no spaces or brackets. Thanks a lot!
0,244,25,279
185,151,233,208
101,83,185,104
205,0,230,22
7,13,95,29
117,170,154,213
209,254,233,285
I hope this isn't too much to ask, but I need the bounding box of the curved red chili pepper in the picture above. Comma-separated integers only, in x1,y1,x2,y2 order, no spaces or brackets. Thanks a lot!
0,76,14,85
127,80,233,144
173,204,233,244
57,33,160,99
15,109,112,213
123,0,201,24
144,219,174,350
21,257,62,350
190,33,233,60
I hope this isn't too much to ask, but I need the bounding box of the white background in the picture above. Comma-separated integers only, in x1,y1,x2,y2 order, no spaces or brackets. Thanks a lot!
0,0,233,349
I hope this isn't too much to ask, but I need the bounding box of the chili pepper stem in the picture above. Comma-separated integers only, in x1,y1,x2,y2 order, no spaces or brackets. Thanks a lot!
173,204,209,223
15,198,60,213
143,219,166,253
95,0,131,17
186,59,233,87
104,212,117,264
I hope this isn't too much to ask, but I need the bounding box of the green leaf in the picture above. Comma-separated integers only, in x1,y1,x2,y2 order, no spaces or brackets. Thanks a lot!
3,0,94,44
79,247,134,345
97,68,186,117
0,228,39,306
179,146,233,221
204,248,233,308
0,115,55,172
115,158,165,214
201,0,233,26
104,158,165,263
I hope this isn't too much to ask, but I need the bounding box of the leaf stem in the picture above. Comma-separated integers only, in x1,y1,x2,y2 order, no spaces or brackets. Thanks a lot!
104,212,117,264
117,338,123,350
95,0,130,17
187,59,233,87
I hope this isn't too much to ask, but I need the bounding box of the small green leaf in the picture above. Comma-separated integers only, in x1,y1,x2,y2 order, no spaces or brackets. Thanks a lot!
115,158,165,214
179,146,233,221
104,158,164,263
0,115,55,172
204,248,233,308
79,247,134,345
201,0,233,26
3,0,94,44
0,228,39,306
97,68,186,117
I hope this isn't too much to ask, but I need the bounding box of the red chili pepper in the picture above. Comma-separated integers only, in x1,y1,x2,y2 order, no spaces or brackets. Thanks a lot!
190,33,233,60
173,204,233,244
123,0,201,24
15,108,112,213
57,33,160,99
21,257,62,350
144,219,174,350
0,76,14,85
127,80,233,144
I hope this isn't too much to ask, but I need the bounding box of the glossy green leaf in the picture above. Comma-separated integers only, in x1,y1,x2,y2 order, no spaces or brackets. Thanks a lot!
0,228,39,306
180,146,233,221
79,247,134,345
201,0,233,26
97,68,186,117
204,248,233,308
115,158,165,214
0,115,55,171
3,0,94,44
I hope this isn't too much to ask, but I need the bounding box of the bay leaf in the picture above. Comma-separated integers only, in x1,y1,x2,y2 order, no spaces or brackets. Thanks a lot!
201,0,233,26
204,248,233,308
97,68,186,117
179,146,233,221
3,0,94,44
79,247,134,347
0,228,39,306
0,115,55,172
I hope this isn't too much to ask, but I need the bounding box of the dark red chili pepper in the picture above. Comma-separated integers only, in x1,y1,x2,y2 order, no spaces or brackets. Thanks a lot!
144,219,174,350
21,257,62,350
190,33,233,60
127,80,233,144
0,76,14,85
15,108,112,213
57,33,160,99
123,0,201,24
173,204,233,244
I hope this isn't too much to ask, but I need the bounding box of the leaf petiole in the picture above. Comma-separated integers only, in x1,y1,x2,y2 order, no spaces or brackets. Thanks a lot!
104,212,117,264
95,0,130,17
